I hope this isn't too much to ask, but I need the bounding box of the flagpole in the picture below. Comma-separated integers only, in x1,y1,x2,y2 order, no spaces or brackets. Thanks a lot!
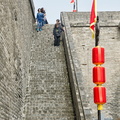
73,2,75,11
73,2,76,12
90,1,104,120
76,0,78,12
95,16,101,120
95,16,100,46
98,110,101,120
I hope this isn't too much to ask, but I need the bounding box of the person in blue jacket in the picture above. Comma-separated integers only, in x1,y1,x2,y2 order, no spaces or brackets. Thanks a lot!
41,7,48,24
36,8,44,31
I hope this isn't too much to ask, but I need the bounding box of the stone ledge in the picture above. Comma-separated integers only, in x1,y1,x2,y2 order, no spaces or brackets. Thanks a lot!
61,12,93,120
70,22,120,27
118,22,120,29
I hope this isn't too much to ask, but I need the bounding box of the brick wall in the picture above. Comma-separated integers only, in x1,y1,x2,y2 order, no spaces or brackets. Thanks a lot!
0,0,35,119
61,12,120,120
1,2,120,120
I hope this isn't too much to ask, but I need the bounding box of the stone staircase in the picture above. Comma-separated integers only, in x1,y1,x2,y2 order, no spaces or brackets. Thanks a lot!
23,24,75,120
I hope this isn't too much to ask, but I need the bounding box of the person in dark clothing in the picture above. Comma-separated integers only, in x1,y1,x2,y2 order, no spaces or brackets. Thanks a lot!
56,19,64,28
53,24,64,46
56,19,65,41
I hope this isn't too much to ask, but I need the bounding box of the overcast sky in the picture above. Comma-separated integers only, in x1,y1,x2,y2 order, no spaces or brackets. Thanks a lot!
33,0,120,24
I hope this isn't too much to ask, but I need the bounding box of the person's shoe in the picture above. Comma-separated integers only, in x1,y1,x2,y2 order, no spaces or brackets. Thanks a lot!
37,29,39,32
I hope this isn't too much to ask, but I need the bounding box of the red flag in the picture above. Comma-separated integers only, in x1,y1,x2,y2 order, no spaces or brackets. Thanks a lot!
70,0,75,3
90,0,97,38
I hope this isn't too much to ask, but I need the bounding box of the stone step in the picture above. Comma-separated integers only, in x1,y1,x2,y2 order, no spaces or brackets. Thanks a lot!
24,24,75,120
25,116,75,120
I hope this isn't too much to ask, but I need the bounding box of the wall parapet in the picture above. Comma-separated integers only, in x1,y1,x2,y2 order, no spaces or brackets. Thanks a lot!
61,11,120,120
61,12,93,120
70,22,120,27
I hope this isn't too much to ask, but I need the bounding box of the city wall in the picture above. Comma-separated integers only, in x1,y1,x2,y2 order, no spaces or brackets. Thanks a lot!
0,0,35,119
61,11,120,120
0,1,120,119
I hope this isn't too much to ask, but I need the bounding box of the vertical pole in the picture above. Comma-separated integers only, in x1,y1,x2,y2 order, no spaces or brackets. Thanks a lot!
95,16,100,46
95,16,101,120
76,0,78,12
73,2,75,10
98,110,101,120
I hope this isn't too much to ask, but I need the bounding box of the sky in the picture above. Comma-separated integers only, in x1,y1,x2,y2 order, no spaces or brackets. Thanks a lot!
33,0,120,24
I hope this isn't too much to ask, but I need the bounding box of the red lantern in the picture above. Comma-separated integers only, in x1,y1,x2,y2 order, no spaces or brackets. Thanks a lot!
94,86,106,104
93,66,106,84
92,47,105,65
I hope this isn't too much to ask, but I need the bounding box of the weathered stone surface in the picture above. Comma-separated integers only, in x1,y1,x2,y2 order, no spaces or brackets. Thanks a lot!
61,12,92,120
0,0,35,120
61,12,120,120
1,1,120,120
23,25,75,120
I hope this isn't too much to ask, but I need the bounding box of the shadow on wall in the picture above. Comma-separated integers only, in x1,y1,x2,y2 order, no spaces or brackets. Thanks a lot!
118,23,120,40
110,69,120,119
